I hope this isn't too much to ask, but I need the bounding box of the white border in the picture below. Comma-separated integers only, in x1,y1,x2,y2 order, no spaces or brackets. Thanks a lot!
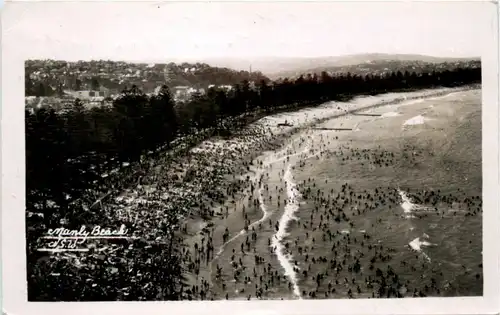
1,1,499,315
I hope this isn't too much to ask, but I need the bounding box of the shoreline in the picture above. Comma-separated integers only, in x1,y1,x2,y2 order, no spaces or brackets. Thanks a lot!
182,85,480,298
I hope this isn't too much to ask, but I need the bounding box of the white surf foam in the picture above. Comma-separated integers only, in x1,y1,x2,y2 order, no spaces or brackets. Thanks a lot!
271,164,302,299
403,115,426,126
398,189,435,216
398,189,417,213
409,237,433,251
409,235,435,262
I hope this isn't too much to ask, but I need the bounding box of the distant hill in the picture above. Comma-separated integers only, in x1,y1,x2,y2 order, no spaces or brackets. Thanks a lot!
275,60,481,81
198,53,480,79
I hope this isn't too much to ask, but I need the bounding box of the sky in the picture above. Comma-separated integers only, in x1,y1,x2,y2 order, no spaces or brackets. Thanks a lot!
3,1,490,62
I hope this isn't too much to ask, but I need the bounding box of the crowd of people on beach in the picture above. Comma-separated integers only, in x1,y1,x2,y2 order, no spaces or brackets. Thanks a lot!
26,71,482,301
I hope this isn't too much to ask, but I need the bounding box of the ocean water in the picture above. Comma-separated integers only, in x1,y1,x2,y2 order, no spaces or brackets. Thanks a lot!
284,89,482,298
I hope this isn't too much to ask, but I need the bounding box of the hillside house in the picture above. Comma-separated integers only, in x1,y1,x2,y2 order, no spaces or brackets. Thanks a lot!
65,88,109,100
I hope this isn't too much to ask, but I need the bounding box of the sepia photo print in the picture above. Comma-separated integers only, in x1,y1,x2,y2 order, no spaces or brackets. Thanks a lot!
2,1,499,314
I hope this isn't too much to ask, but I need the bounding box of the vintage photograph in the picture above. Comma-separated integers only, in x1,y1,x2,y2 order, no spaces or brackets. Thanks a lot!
20,1,485,303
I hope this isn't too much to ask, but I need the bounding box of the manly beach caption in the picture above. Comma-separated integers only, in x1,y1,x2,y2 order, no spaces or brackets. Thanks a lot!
39,225,135,252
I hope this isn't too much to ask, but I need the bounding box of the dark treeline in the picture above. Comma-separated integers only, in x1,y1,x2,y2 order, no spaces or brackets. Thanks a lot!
26,65,480,301
26,86,177,223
